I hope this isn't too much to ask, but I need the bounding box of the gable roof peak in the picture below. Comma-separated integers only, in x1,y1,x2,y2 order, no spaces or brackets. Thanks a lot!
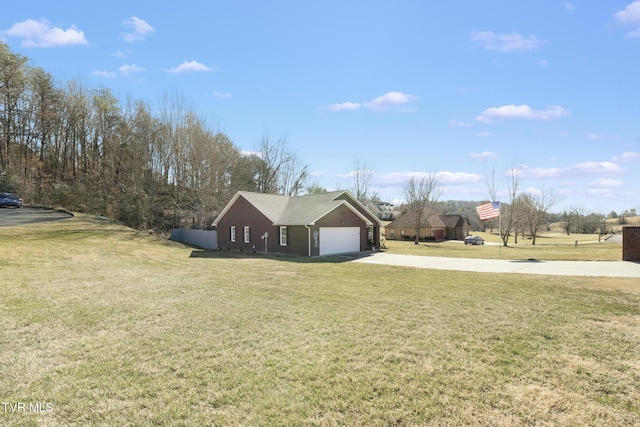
213,190,382,228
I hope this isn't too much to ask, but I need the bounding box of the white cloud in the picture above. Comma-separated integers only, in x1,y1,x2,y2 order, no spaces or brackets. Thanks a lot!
585,187,616,198
92,65,145,79
436,171,485,184
590,179,624,188
626,28,640,38
112,50,129,58
164,60,217,74
5,18,87,47
475,132,494,138
469,151,498,160
561,3,575,12
587,133,617,141
537,59,549,67
374,170,483,187
119,64,145,76
213,91,232,99
337,169,376,180
363,91,418,111
569,162,623,175
240,150,260,157
92,70,116,79
122,17,155,43
469,31,546,52
325,91,417,112
614,2,640,38
615,1,640,25
475,104,569,123
612,151,640,163
521,162,623,179
326,102,362,112
525,187,544,197
449,119,472,127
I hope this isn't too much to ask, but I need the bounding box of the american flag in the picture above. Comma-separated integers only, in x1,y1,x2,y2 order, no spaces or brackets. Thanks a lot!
476,201,500,221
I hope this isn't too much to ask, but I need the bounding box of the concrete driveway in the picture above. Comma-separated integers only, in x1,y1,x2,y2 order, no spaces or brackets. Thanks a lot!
0,207,73,227
351,252,640,278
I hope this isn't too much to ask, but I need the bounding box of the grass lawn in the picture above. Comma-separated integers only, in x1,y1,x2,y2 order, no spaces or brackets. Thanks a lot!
1,217,639,426
382,232,622,261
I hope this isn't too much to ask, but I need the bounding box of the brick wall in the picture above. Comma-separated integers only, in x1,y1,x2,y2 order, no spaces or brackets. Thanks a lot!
622,226,640,261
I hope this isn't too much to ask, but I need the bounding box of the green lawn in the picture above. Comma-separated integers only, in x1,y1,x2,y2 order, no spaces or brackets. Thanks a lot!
1,217,639,426
382,231,622,261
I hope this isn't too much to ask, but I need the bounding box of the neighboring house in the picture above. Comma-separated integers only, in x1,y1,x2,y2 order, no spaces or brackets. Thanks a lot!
384,211,470,241
369,201,399,221
439,214,471,241
212,190,383,257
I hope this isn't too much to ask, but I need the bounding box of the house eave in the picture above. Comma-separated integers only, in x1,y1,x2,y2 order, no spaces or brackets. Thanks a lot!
331,191,383,227
310,200,375,226
211,192,242,227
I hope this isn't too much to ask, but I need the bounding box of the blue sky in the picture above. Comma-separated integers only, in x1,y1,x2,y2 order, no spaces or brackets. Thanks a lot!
2,1,639,214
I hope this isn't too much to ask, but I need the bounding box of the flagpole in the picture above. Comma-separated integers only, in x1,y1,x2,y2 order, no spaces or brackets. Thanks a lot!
498,201,502,259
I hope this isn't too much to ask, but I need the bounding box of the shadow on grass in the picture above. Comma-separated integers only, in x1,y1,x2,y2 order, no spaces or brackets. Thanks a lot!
189,248,378,264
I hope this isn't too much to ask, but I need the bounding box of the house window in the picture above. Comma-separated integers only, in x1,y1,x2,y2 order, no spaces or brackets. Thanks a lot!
230,226,236,242
280,226,288,246
244,226,251,243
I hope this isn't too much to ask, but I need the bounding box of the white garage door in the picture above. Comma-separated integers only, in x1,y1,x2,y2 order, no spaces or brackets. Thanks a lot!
319,227,360,256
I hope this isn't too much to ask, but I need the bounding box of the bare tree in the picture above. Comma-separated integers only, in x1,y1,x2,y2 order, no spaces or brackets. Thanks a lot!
348,159,378,209
511,195,529,244
485,170,499,203
230,152,260,193
305,180,328,195
569,211,606,234
255,135,285,194
516,190,560,245
0,42,29,173
402,173,441,244
562,205,583,235
497,164,521,247
278,149,309,196
255,135,308,195
562,209,572,236
0,41,320,233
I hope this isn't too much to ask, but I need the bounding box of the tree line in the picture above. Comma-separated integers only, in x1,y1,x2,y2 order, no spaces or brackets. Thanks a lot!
478,165,639,244
1,42,308,231
5,43,634,236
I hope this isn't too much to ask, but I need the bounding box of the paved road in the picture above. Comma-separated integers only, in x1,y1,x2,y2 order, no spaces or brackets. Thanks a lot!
0,207,73,227
351,252,640,278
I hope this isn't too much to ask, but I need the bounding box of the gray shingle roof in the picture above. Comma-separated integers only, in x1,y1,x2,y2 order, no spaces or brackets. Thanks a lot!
236,191,290,223
385,211,467,228
231,190,378,226
439,214,468,227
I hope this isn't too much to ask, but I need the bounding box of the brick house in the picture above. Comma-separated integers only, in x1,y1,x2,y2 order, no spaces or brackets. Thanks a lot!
384,210,470,241
212,191,382,256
